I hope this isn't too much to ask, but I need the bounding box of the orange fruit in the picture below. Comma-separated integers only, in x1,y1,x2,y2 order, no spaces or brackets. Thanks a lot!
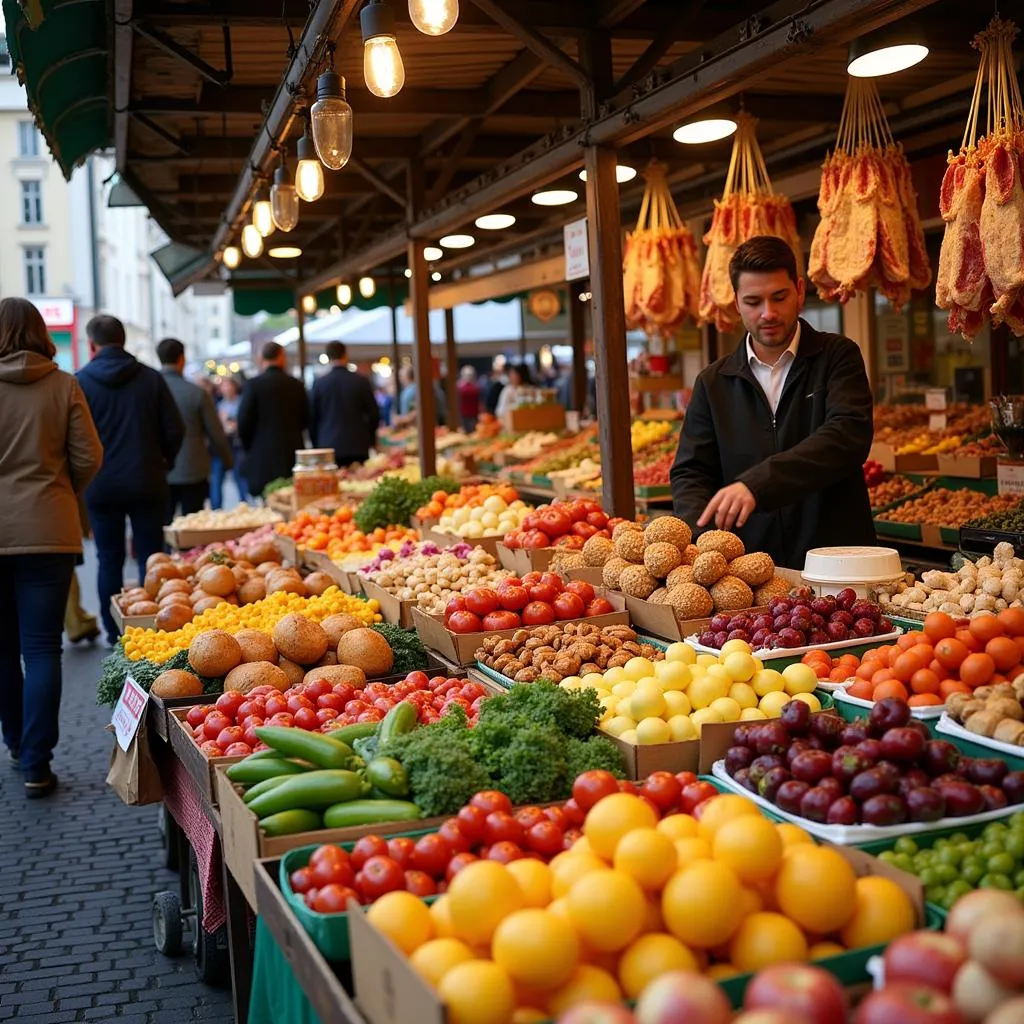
712,815,783,883
986,636,1021,672
617,933,699,999
847,679,874,700
960,652,996,688
775,846,857,935
855,663,876,682
873,679,908,702
956,628,983,653
728,912,809,972
839,877,916,949
505,860,552,909
567,870,646,952
365,891,435,954
924,612,957,642
409,938,475,987
446,861,525,946
546,965,622,1017
998,608,1024,637
695,794,761,841
892,651,926,682
809,940,846,959
673,836,713,869
838,654,861,669
429,896,456,938
661,860,744,949
870,668,896,687
935,638,970,671
908,693,943,707
656,814,700,841
940,679,971,698
583,794,658,861
492,909,579,991
970,614,1006,644
437,961,517,1024
910,668,940,695
776,823,814,849
613,828,678,891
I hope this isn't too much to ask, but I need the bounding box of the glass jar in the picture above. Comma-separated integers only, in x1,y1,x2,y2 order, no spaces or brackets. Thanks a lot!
292,448,339,499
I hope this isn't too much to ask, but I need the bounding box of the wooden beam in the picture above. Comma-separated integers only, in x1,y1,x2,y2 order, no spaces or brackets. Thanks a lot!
444,308,459,432
408,170,436,477
614,1,705,94
427,120,483,205
113,1,133,174
349,157,407,208
130,88,273,115
143,0,310,25
595,0,649,29
133,22,232,86
129,111,188,153
569,281,588,413
467,0,589,88
412,255,565,312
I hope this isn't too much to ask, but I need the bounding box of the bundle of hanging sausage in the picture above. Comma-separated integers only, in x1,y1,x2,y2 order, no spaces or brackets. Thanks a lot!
699,114,804,332
937,16,1024,339
622,163,701,338
809,78,931,311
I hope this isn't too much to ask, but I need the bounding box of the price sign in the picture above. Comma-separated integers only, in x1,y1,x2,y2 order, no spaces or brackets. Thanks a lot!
928,414,948,432
925,388,948,411
111,675,149,751
563,218,589,281
998,462,1024,497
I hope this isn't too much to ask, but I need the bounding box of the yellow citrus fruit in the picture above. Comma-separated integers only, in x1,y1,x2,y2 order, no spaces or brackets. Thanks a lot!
611,680,637,698
437,960,517,1024
752,668,786,697
722,650,758,682
572,836,594,856
696,653,719,667
709,696,742,722
624,656,656,681
839,877,916,949
546,965,622,1017
550,852,607,898
613,827,678,891
775,846,857,935
505,859,552,909
791,691,822,712
583,793,658,860
657,814,699,840
720,639,753,657
365,890,435,955
619,729,638,744
603,666,626,684
758,690,793,718
567,870,646,952
706,962,741,980
409,938,475,987
602,715,635,738
665,642,696,664
636,717,672,745
655,661,692,690
617,933,700,999
688,674,729,709
661,860,744,948
782,662,818,695
430,895,455,938
667,714,699,741
447,861,524,946
640,894,664,935
673,836,713,869
729,682,759,709
690,707,724,733
492,909,579,991
728,912,809,972
630,684,666,720
696,794,760,841
712,814,784,883
662,690,692,717
776,823,814,849
740,707,768,721
809,940,846,959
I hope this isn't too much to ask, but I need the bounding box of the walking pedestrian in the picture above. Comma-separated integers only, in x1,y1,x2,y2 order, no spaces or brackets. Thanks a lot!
309,341,380,467
77,314,184,645
456,366,481,433
210,375,248,508
157,338,233,521
64,494,100,644
0,298,103,796
237,342,308,499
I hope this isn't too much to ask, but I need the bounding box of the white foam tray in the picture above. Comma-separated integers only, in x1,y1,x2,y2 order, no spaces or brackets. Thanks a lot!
684,629,902,663
832,686,947,720
935,713,1024,762
710,759,1016,844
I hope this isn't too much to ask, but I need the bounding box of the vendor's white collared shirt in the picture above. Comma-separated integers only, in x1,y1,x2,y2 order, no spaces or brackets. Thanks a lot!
746,323,801,415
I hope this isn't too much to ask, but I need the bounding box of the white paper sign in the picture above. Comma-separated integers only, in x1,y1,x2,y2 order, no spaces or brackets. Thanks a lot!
563,218,589,282
929,413,947,432
111,675,150,751
998,462,1024,497
925,388,948,411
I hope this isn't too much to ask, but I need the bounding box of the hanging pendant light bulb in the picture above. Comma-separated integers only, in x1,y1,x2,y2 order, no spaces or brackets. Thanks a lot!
301,294,318,315
408,0,458,35
337,282,353,306
252,187,275,237
241,224,263,258
270,155,300,232
358,276,376,299
361,1,405,98
222,246,241,269
311,68,354,170
295,127,325,203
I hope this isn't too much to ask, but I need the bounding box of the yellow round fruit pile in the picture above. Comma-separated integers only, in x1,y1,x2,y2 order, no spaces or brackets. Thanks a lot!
121,586,381,664
560,639,821,744
364,793,917,1023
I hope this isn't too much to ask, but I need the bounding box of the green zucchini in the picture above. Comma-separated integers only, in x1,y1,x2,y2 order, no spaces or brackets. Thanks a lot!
225,757,306,786
323,799,422,829
325,721,379,746
365,757,410,798
246,769,366,818
377,701,418,746
254,726,355,770
259,809,323,837
242,775,294,804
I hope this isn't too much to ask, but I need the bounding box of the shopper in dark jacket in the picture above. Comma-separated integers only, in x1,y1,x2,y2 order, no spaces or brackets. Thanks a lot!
77,315,184,643
309,341,380,467
237,341,308,497
670,236,874,569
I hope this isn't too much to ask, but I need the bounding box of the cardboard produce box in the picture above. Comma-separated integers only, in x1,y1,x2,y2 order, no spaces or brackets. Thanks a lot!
163,525,266,550
422,526,502,557
300,548,356,591
167,710,245,805
360,578,414,627
110,596,157,634
605,729,699,780
936,453,999,479
867,443,936,475
496,541,557,574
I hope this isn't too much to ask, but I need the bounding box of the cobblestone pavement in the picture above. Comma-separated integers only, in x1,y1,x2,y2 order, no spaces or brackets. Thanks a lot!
0,544,237,1023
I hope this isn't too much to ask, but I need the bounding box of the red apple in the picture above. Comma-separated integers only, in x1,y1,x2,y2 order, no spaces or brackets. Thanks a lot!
635,971,731,1024
557,1004,637,1024
967,910,1024,988
883,931,967,994
732,1013,814,1024
855,984,963,1024
744,965,848,1024
945,889,1023,947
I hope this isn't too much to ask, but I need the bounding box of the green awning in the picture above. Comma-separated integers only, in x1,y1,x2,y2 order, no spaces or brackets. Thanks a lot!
2,0,110,179
232,284,413,318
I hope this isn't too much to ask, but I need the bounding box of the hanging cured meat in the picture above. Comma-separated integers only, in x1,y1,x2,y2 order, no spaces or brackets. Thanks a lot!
622,162,701,338
937,16,1024,339
809,78,931,311
698,114,803,332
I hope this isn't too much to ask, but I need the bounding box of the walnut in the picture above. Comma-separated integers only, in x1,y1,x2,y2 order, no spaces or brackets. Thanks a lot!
514,667,540,682
524,637,546,651
519,649,534,666
481,636,500,653
533,645,558,662
493,639,516,657
608,652,631,668
622,641,642,656
639,644,662,659
569,641,598,662
603,625,638,642
580,662,602,675
554,655,582,677
512,629,530,646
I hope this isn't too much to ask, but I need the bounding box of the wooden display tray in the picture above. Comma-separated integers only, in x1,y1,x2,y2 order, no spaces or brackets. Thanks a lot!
168,709,245,805
163,525,267,550
936,454,999,479
110,596,156,633
359,579,414,627
868,443,937,474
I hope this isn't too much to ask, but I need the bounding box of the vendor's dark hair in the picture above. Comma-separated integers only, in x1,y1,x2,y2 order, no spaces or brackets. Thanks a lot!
261,341,283,361
86,314,126,348
156,337,185,365
0,297,56,359
729,235,799,289
325,341,347,361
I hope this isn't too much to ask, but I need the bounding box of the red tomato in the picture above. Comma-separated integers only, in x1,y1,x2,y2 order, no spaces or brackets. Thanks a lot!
286,694,314,714
303,678,332,699
405,670,430,689
373,698,395,715
561,799,585,828
357,856,405,901
543,806,569,830
215,690,245,720
202,712,231,740
521,530,552,549
386,837,417,869
553,535,584,550
465,588,500,617
487,841,524,864
310,849,355,888
412,834,452,879
345,700,370,715
483,811,525,847
482,610,521,631
293,707,320,731
675,771,698,789
522,601,556,626
350,835,388,870
522,572,542,586
497,585,529,612
537,508,572,538
444,596,467,617
237,698,266,720
617,779,638,796
447,610,484,634
553,592,586,621
289,867,315,894
525,821,564,857
565,581,596,605
186,705,210,728
316,708,339,725
445,852,479,882
199,740,224,757
267,712,295,728
540,572,563,590
565,501,589,523
216,725,245,748
562,828,583,850
224,742,252,756
679,781,718,815
586,510,609,529
241,719,264,747
470,790,512,815
265,695,289,717
528,582,560,604
572,770,620,811
331,683,356,703
438,818,471,854
317,693,347,712
312,884,359,914
641,771,683,813
456,804,487,841
458,682,485,702
585,597,615,616
502,530,522,549
357,710,383,723
403,870,438,897
570,521,599,540
514,806,547,830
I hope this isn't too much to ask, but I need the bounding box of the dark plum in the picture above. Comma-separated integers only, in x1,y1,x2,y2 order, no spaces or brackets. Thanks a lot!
1003,771,1024,804
714,631,730,649
880,727,926,763
875,761,903,788
964,758,1009,786
906,787,946,822
835,588,858,610
727,629,751,643
809,712,845,749
853,618,877,638
832,745,874,784
768,598,793,615
832,610,854,627
826,796,860,826
779,699,812,736
710,613,732,633
790,615,812,633
855,738,882,764
749,754,785,786
905,719,931,742
725,746,755,777
777,628,805,649
732,723,756,748
776,779,811,814
869,697,911,734
751,629,771,648
933,779,985,817
731,615,753,632
758,766,791,802
922,740,961,777
826,621,850,642
851,600,880,621
817,777,844,800
897,768,932,798
879,617,893,631
809,613,826,629
773,614,792,632
786,740,813,766
799,786,837,823
753,721,790,756
811,597,834,616
979,785,1009,812
808,630,830,646
753,615,774,632
861,794,908,826
790,750,833,784
849,768,896,802
764,633,781,649
732,767,756,793
840,722,869,745
698,630,717,648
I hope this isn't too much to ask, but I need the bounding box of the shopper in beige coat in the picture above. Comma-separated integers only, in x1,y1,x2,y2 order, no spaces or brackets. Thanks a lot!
0,297,103,797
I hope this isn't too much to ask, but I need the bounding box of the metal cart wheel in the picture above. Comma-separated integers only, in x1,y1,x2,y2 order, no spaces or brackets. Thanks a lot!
153,890,185,957
189,846,231,987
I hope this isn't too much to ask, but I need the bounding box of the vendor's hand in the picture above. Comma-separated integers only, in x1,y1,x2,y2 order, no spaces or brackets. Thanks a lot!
698,482,756,531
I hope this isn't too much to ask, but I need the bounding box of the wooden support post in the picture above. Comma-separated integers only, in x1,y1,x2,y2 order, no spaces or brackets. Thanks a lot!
445,306,459,431
294,293,308,379
408,169,437,476
569,281,588,412
388,274,401,406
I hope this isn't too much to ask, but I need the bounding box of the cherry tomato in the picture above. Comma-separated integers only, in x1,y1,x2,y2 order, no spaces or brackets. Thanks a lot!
456,804,487,841
560,799,585,828
572,770,620,811
483,811,525,847
310,848,355,888
470,790,512,815
199,740,223,757
525,821,564,857
303,678,332,700
412,834,453,879
202,711,231,741
438,818,471,855
312,884,359,914
641,771,683,812
265,695,289,717
679,781,718,815
562,828,583,850
289,867,315,894
216,725,245,748
316,708,339,725
215,690,245,719
186,705,210,728
316,693,347,712
386,837,416,870
286,694,314,714
293,707,320,731
357,709,383,723
543,806,569,830
357,856,405,901
403,870,437,897
445,852,479,883
241,718,264,747
224,742,252,757
267,712,295,728
331,683,355,703
487,841,523,864
514,806,547,830
350,835,388,870
617,779,638,796
675,771,698,789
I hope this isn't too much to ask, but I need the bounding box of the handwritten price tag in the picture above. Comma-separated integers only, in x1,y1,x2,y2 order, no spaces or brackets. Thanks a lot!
111,675,150,751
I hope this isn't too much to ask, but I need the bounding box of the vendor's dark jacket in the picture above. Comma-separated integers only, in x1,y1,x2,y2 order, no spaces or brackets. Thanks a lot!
309,364,380,463
237,365,308,497
670,319,875,569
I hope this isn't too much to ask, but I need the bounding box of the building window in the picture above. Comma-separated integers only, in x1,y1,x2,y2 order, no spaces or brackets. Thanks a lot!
20,181,42,224
24,247,46,296
17,120,39,158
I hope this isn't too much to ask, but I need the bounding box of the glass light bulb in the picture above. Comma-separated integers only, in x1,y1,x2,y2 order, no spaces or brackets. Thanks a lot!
408,0,458,35
270,181,299,232
295,157,325,202
363,36,405,98
337,283,352,306
222,246,240,269
302,295,317,315
311,73,354,171
253,197,275,237
241,224,263,258
358,276,376,299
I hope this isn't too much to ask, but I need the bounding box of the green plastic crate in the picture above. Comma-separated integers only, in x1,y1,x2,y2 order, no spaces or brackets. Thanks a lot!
873,519,923,541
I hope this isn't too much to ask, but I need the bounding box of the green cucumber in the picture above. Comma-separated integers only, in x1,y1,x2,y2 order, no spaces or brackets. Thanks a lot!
325,722,379,746
259,809,323,837
246,769,366,818
225,757,306,786
377,701,418,746
242,775,294,803
254,726,355,770
365,757,410,798
322,799,422,829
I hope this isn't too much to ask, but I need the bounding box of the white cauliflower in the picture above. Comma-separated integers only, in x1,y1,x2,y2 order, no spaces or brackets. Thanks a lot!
922,570,958,590
983,577,1004,597
977,556,993,569
960,594,977,613
975,594,997,612
994,542,1016,566
1003,578,1020,602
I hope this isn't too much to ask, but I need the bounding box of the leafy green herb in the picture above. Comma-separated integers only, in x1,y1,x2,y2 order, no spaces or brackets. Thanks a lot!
354,475,459,532
263,477,292,497
370,623,429,674
96,646,221,706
